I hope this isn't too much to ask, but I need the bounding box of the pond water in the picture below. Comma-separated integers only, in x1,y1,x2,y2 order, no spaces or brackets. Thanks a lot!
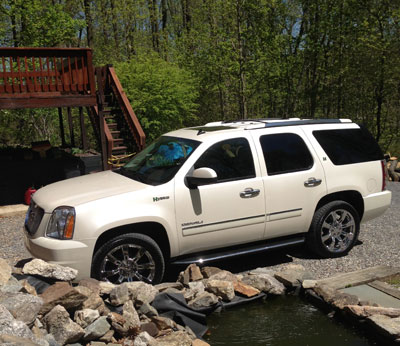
204,295,377,346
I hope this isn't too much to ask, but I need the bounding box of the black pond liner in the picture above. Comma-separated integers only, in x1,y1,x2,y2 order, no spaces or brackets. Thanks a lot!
151,292,267,338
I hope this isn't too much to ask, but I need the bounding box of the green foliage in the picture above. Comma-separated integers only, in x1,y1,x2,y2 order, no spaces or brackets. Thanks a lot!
115,54,199,141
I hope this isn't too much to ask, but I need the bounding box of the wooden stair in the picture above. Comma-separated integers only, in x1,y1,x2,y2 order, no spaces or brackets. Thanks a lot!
88,66,146,169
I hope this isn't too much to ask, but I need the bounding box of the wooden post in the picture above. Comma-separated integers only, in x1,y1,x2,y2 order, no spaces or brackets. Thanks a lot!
58,107,66,147
67,107,75,147
79,107,88,151
96,67,109,170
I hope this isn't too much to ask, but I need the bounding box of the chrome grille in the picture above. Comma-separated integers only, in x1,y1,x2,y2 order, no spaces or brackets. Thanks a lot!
24,201,44,236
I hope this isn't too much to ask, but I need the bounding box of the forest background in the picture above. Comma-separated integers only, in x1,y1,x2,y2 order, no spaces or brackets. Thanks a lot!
0,0,399,153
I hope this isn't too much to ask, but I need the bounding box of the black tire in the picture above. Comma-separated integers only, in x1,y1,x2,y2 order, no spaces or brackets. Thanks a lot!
306,201,360,258
91,233,165,284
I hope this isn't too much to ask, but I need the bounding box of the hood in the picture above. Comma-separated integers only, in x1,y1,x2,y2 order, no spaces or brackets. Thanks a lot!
33,170,148,212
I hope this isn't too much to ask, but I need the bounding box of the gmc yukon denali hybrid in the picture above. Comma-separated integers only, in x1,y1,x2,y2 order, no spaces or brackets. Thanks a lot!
24,118,392,284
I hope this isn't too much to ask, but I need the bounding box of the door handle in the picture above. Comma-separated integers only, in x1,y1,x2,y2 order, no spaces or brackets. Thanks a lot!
304,177,322,187
240,188,260,198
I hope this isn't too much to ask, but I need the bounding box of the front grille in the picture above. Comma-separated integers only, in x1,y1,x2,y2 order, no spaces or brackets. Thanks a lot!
25,201,44,236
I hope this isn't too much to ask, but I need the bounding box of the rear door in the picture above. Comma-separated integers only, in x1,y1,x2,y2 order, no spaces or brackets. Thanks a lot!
251,127,327,239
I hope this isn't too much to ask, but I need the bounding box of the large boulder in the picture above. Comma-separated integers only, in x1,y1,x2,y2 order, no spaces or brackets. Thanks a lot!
207,270,238,283
43,305,84,345
274,264,312,288
39,282,87,315
83,316,110,341
0,292,43,325
178,264,204,285
233,281,260,298
22,259,77,281
205,280,235,301
126,282,159,306
241,274,286,295
188,292,219,309
344,305,400,319
0,304,35,340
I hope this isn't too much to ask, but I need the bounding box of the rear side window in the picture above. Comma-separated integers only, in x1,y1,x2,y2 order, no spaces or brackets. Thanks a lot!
260,133,313,175
313,128,383,165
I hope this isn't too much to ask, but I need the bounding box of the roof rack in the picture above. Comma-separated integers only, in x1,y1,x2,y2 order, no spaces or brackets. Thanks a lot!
246,118,352,129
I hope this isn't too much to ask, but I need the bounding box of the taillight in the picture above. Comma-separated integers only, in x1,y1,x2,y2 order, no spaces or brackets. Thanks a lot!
381,160,387,191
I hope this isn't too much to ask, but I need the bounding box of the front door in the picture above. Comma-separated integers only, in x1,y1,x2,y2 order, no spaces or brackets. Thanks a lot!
175,136,266,255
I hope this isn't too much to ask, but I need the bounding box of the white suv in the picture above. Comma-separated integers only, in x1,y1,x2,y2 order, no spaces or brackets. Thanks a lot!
24,119,391,283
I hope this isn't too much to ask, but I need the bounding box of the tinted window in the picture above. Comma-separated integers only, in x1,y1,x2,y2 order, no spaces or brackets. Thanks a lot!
260,133,313,175
194,138,255,182
313,128,383,165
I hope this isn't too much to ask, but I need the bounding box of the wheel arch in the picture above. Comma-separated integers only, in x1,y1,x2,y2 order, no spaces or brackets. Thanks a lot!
315,190,364,220
92,222,171,263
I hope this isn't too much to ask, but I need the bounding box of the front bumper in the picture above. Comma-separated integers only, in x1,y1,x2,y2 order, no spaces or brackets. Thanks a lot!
24,232,95,280
362,190,392,223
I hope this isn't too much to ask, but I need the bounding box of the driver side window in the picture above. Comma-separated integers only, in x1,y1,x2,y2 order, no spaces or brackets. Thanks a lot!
194,138,255,182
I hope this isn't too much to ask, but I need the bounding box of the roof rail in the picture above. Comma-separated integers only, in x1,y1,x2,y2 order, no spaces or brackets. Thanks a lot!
249,118,352,129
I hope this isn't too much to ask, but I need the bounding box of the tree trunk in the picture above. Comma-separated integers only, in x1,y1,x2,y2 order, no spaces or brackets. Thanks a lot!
83,0,94,47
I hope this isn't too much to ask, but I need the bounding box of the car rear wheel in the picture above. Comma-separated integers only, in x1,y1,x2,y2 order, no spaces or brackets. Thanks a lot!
91,233,165,284
307,201,360,258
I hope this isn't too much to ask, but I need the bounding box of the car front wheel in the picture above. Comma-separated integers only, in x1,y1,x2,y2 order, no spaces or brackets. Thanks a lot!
91,233,165,284
307,201,360,258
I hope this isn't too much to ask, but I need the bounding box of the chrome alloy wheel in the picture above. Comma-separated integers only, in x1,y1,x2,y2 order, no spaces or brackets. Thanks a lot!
320,209,356,253
99,244,156,283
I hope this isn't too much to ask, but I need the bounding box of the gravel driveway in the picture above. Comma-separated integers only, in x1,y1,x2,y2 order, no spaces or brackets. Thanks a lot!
0,182,398,280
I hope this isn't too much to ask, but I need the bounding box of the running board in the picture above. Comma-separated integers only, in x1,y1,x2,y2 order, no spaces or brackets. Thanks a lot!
171,236,305,266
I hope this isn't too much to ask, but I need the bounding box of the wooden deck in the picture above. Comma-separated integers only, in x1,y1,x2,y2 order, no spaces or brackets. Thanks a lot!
0,47,96,109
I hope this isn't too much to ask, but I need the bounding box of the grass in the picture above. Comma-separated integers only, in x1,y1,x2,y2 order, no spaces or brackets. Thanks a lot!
383,274,400,288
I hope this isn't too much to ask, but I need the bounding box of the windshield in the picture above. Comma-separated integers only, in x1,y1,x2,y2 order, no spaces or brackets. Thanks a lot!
118,136,200,185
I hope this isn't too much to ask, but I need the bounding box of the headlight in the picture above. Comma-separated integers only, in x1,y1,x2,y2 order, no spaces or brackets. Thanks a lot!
46,206,75,240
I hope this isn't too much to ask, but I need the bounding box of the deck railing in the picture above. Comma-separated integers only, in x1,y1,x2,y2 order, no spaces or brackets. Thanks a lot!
0,48,96,108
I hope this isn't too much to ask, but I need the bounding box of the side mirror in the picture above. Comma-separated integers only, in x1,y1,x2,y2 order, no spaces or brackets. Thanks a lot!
186,167,218,189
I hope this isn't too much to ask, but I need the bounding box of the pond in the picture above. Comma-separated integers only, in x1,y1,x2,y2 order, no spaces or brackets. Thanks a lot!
204,295,377,346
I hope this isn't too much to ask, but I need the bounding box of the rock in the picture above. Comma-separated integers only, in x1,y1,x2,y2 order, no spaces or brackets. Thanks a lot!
126,282,159,306
78,278,101,295
0,292,43,325
0,258,12,286
98,281,116,295
313,284,337,303
154,330,193,346
20,279,37,296
0,304,35,340
140,321,159,337
274,264,312,288
344,305,400,318
184,280,205,301
163,287,183,295
82,292,109,316
109,283,130,306
123,300,141,330
23,259,77,281
201,266,222,279
241,274,286,295
83,316,111,341
134,331,155,346
207,270,238,283
40,282,87,314
1,275,22,294
192,339,211,346
108,312,128,336
0,334,41,346
155,282,184,292
367,315,400,339
99,329,114,342
138,302,159,317
205,280,235,301
151,316,176,330
302,280,317,289
178,264,203,285
74,308,100,328
74,285,93,298
233,281,260,297
43,305,84,345
188,291,219,309
330,292,359,310
248,267,275,276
